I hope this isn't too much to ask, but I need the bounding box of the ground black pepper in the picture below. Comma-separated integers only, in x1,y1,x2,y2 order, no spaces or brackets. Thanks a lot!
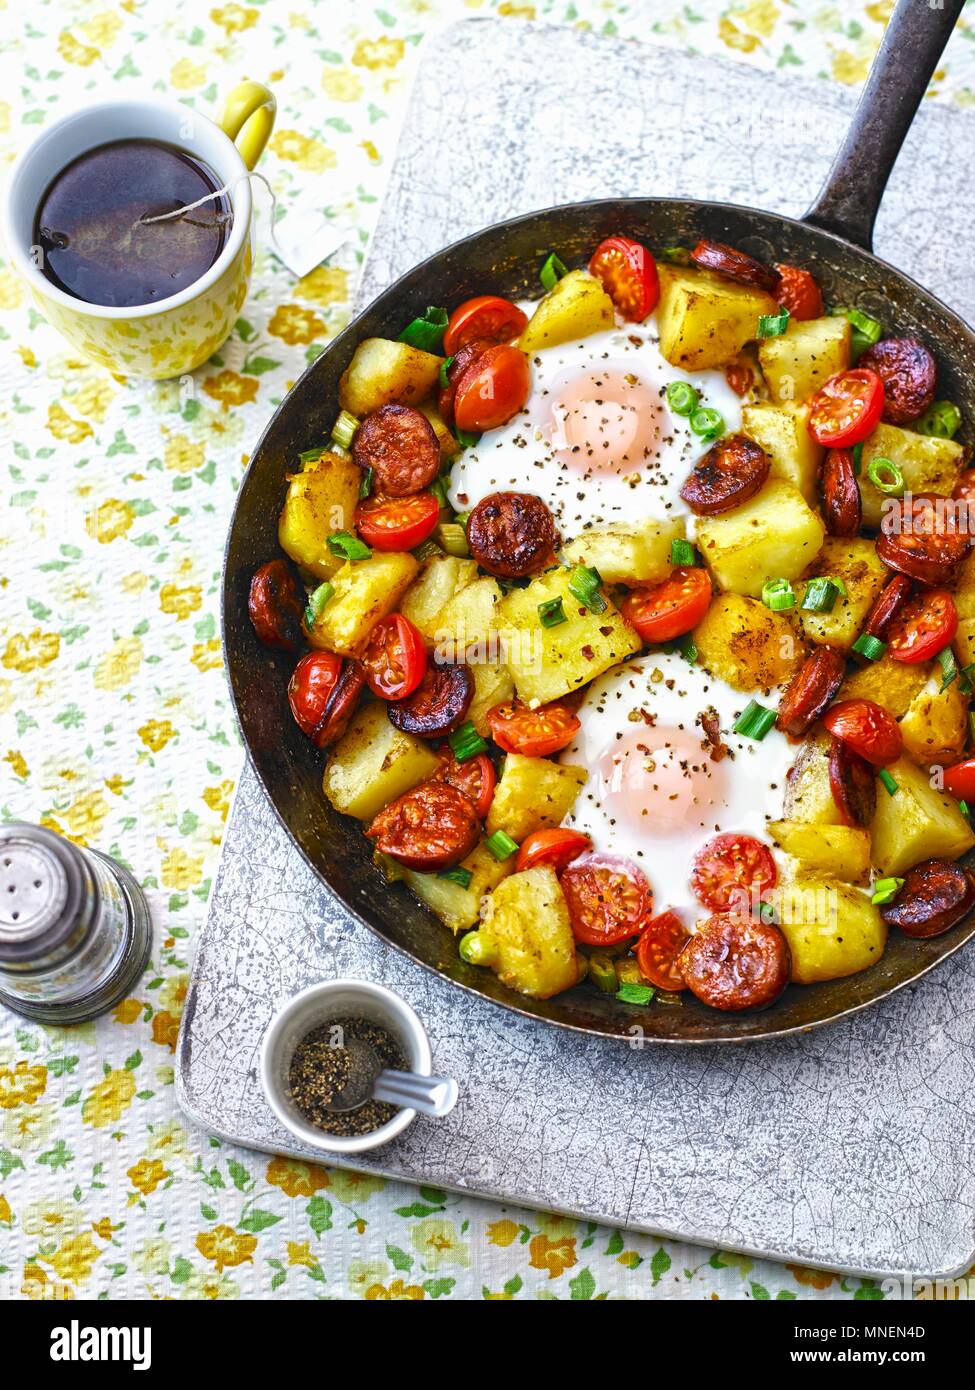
288,1014,407,1137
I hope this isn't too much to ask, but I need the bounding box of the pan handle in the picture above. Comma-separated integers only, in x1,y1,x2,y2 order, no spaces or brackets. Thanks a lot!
802,0,965,251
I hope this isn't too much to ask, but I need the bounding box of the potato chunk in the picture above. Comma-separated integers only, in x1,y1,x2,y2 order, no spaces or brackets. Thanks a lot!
899,676,969,768
692,592,805,694
518,270,614,354
955,617,975,673
656,264,778,371
768,820,871,885
840,654,929,718
400,554,478,649
773,878,886,984
405,843,514,935
486,753,587,841
560,517,685,585
871,756,975,874
795,537,888,650
430,576,505,661
695,479,825,599
781,735,843,826
740,401,823,504
306,551,418,657
278,452,362,581
338,337,443,416
858,423,965,528
476,866,579,999
467,662,515,737
758,315,850,404
322,702,440,821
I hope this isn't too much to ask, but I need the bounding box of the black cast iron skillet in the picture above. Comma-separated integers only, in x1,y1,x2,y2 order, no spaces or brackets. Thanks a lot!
224,0,975,1043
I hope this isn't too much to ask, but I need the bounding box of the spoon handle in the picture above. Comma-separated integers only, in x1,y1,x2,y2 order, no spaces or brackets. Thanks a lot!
373,1069,458,1118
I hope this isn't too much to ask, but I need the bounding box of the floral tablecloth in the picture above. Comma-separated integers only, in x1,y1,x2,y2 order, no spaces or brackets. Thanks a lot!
1,0,973,1302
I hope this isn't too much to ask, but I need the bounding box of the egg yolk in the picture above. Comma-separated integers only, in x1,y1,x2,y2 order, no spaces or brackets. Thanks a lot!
545,362,661,476
596,725,728,837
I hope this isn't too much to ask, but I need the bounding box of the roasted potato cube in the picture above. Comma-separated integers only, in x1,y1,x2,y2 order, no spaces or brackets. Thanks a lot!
796,537,888,650
758,315,850,404
418,401,460,459
400,554,479,649
338,337,443,416
740,401,824,505
656,264,778,371
498,568,640,705
773,878,886,984
405,843,514,935
467,661,515,737
696,479,825,599
899,675,969,767
955,617,975,672
871,755,975,874
278,452,362,581
306,551,418,657
953,550,975,623
430,576,505,661
476,866,579,999
518,270,615,354
840,653,929,718
322,701,440,821
768,820,871,884
560,517,685,585
486,753,587,841
781,735,843,826
858,422,965,528
692,592,805,694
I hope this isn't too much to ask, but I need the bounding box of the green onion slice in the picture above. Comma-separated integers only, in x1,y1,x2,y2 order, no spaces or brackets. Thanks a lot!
665,380,700,417
917,400,962,439
538,596,567,628
398,305,448,353
567,564,607,613
879,769,898,796
448,720,487,762
851,441,864,475
327,531,371,561
439,866,473,888
758,309,790,338
734,700,777,741
939,646,960,692
359,467,374,500
485,830,519,861
303,581,334,628
298,445,327,464
434,522,469,558
540,251,569,291
830,305,883,358
871,876,904,906
801,577,841,614
458,930,488,964
413,538,442,563
439,355,455,390
670,537,695,567
689,406,724,441
758,901,779,925
865,456,904,495
960,800,971,818
331,409,359,451
455,428,481,449
852,632,886,661
660,246,690,265
617,982,655,1005
762,577,797,611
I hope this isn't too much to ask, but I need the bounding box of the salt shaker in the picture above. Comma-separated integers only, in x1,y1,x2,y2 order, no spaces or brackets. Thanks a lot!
0,822,152,1024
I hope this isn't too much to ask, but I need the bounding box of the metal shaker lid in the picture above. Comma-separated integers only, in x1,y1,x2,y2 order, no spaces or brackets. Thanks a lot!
0,822,88,963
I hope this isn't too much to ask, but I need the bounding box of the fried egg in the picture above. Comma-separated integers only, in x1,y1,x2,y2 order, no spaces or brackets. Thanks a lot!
559,651,793,918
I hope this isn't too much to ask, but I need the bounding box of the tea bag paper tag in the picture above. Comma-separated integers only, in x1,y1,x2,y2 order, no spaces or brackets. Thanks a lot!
268,205,347,279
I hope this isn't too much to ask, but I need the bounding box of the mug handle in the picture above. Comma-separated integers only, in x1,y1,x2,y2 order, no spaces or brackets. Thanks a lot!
221,80,276,171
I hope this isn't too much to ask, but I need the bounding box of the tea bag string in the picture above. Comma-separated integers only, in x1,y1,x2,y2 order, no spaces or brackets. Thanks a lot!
139,169,283,251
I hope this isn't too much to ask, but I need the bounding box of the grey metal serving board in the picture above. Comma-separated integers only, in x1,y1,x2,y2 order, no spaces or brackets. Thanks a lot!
178,18,975,1277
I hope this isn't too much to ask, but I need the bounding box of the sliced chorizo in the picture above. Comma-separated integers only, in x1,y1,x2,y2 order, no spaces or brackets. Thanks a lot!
679,434,769,516
821,449,861,538
862,573,912,640
352,403,440,497
466,491,560,577
776,645,846,738
312,660,365,748
366,781,480,870
876,493,970,586
386,661,474,738
857,337,936,425
880,859,975,939
677,912,791,1011
437,337,493,427
828,737,876,828
689,239,778,293
248,559,306,652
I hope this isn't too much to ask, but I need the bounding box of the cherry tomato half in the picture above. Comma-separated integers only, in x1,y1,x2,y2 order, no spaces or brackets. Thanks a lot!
588,235,660,322
453,344,531,434
432,745,496,819
442,295,528,356
944,757,975,802
561,853,652,946
288,650,342,739
355,491,440,551
620,567,712,644
773,263,823,321
635,909,690,992
888,589,957,665
486,699,580,757
807,367,885,448
514,827,591,874
822,699,903,767
691,833,777,914
361,613,427,701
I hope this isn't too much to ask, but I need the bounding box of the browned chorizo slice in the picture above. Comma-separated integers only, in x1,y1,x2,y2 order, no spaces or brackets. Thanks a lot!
689,239,778,293
828,737,876,827
776,646,846,738
387,661,474,738
880,859,975,938
248,559,305,652
857,337,936,425
876,494,970,586
437,337,493,427
352,403,440,497
821,449,861,538
677,912,791,1011
312,660,365,748
862,573,913,640
466,491,560,577
366,781,480,870
679,434,769,516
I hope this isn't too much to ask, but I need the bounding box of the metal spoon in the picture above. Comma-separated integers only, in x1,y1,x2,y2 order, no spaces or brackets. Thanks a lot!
326,1037,458,1118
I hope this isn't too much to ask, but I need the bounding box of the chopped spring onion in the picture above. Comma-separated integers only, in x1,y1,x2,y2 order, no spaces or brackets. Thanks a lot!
567,564,607,613
677,636,697,664
939,646,960,692
304,581,334,627
758,901,778,925
398,305,448,353
439,866,473,888
917,400,962,439
449,720,487,762
689,406,724,441
734,700,777,740
298,445,327,464
455,428,481,450
439,355,455,389
434,521,469,558
429,475,450,508
540,251,569,291
852,632,886,661
758,309,790,338
830,304,883,357
660,246,691,265
359,467,374,500
485,829,519,862
670,537,696,567
538,596,567,628
666,380,699,417
801,577,841,614
960,800,971,818
871,876,905,906
327,531,371,561
866,455,904,495
331,409,359,451
458,930,488,964
329,442,352,463
617,982,655,1006
413,538,442,563
852,441,864,475
588,953,619,993
879,769,899,796
762,577,797,612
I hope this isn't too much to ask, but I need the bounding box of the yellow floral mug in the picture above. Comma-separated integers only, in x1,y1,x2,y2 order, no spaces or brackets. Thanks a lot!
1,81,275,379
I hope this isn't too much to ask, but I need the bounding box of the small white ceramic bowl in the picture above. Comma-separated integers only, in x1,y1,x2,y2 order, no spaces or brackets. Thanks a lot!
260,979,432,1155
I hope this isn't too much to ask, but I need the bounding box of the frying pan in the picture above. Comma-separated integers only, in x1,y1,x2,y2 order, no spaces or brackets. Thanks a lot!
223,0,975,1043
